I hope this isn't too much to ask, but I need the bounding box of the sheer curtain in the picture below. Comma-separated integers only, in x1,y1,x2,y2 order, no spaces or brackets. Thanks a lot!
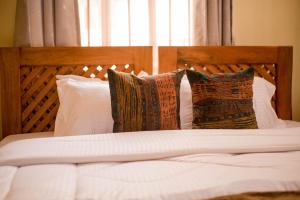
78,0,231,47
79,0,191,46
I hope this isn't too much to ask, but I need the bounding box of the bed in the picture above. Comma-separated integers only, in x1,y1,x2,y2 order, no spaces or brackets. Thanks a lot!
0,46,300,200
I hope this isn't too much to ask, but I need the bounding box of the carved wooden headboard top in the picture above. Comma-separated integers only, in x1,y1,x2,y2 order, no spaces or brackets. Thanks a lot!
159,46,293,120
0,47,152,137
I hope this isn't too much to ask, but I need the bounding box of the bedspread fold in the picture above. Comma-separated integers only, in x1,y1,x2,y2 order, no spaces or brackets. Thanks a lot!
1,128,300,166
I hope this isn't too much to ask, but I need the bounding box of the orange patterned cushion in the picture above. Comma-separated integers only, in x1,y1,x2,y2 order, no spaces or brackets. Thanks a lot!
186,67,258,129
108,69,184,132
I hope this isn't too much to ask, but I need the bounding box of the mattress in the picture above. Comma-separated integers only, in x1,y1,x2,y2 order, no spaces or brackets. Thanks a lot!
0,127,300,200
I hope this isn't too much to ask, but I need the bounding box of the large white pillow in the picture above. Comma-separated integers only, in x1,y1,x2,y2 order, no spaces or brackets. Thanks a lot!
252,77,285,128
55,71,149,136
180,75,282,129
55,79,113,136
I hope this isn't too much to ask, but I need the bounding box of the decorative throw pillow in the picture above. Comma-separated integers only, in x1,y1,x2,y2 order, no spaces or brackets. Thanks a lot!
108,69,184,132
186,67,258,129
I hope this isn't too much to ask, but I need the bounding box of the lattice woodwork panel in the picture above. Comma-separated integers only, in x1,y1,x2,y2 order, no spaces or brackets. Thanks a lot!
177,63,277,109
20,64,135,133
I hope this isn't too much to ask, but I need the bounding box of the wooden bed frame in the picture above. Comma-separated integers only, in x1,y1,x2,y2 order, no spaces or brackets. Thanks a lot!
0,47,152,138
159,46,293,121
0,46,292,138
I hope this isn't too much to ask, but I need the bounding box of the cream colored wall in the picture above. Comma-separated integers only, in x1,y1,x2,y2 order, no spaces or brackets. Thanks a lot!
0,0,17,138
233,0,300,121
0,0,16,46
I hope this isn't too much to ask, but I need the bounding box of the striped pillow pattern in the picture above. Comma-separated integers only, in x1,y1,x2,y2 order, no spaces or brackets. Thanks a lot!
186,67,258,129
108,69,184,132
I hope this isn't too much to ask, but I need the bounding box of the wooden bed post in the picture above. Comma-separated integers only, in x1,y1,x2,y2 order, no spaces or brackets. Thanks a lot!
133,47,153,74
0,48,22,138
276,47,293,120
158,47,177,73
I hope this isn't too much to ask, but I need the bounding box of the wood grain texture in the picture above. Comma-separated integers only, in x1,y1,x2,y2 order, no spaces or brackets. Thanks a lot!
159,46,293,120
20,47,152,72
0,48,22,138
0,47,152,137
276,47,293,119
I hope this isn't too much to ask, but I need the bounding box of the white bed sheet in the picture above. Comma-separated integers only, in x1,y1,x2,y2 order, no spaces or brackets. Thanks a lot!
0,132,53,148
284,120,300,128
1,120,300,148
0,127,300,200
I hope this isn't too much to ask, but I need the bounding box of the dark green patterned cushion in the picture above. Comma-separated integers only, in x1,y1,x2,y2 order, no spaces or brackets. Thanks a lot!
108,69,184,133
186,67,258,129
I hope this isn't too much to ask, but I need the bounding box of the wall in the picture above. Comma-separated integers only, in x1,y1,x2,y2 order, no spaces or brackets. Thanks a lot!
0,0,16,46
233,0,300,121
0,0,17,138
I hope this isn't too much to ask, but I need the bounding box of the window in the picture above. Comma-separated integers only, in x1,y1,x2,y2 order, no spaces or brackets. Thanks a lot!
78,0,193,46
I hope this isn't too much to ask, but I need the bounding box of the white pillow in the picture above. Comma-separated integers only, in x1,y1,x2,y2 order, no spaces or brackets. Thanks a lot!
180,75,193,129
55,79,113,136
180,76,282,129
54,71,149,136
252,77,285,128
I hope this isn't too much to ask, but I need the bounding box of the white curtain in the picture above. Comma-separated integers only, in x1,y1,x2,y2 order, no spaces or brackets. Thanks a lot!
193,0,232,45
14,0,81,47
78,0,231,47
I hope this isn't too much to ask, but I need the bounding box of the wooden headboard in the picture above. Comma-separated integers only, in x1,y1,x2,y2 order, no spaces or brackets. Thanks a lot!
159,46,293,120
0,46,293,137
0,47,152,137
